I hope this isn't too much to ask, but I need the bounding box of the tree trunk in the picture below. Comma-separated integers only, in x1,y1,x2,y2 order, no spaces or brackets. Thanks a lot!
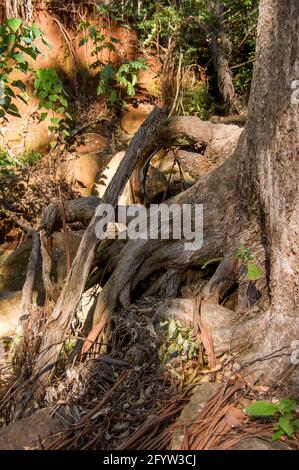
206,0,239,113
232,0,299,388
87,0,299,389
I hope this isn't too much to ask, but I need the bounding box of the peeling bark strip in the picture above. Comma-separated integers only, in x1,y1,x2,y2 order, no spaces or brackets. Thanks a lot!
33,107,168,387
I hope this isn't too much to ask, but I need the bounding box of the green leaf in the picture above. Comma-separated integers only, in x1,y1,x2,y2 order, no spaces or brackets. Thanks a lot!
110,36,121,44
39,112,48,122
108,89,118,103
293,419,299,428
168,320,177,339
246,401,278,417
3,33,16,46
18,45,38,59
54,83,63,93
6,18,22,33
15,62,28,73
126,82,135,96
50,141,57,149
101,64,114,84
31,23,42,38
6,87,16,98
44,100,53,110
38,90,48,100
59,96,68,107
16,94,28,104
277,399,297,414
34,78,40,90
65,112,73,120
278,416,294,437
246,261,263,281
12,80,26,91
6,106,21,117
88,26,97,38
49,95,59,102
10,52,27,63
272,429,284,441
79,37,88,47
50,117,61,125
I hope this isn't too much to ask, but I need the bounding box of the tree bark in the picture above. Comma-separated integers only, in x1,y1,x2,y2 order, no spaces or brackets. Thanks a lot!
232,0,299,388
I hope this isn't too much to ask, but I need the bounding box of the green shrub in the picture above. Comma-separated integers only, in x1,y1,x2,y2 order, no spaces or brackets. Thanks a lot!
182,84,215,119
18,150,42,166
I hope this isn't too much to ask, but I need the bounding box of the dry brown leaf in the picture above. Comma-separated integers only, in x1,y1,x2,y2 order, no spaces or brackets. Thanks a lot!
225,405,245,428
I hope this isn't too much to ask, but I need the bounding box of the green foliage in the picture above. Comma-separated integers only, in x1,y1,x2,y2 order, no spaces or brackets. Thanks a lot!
246,400,279,417
0,147,42,175
246,398,299,441
108,0,257,98
34,68,72,147
159,319,199,364
18,150,42,166
0,18,45,119
0,148,19,174
220,0,258,96
235,243,263,281
78,19,147,105
182,84,216,119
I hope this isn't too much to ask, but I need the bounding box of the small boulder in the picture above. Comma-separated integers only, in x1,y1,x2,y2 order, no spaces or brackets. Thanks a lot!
121,103,154,135
171,382,220,450
232,437,290,450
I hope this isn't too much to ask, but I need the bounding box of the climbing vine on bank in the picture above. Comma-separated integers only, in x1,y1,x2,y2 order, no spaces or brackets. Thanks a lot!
0,18,46,118
34,68,72,148
0,18,72,149
78,16,147,105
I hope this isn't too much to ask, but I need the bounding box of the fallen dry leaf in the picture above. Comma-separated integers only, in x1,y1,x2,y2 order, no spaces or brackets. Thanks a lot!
225,405,245,428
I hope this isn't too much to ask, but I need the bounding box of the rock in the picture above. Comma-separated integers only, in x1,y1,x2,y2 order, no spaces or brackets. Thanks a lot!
62,153,103,188
0,231,84,294
171,382,220,450
154,298,194,324
232,437,290,450
0,407,73,450
0,291,22,338
74,133,108,155
121,103,154,135
60,134,108,188
93,150,167,204
201,301,234,356
24,118,53,152
0,240,36,292
0,291,39,339
137,56,161,98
